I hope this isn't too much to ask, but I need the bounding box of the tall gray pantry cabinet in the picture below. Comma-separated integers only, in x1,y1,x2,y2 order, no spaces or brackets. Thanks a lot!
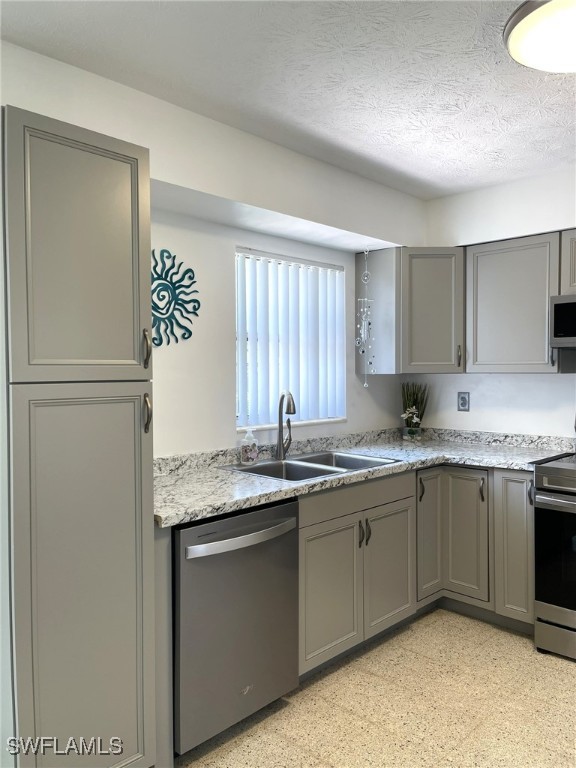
3,107,155,767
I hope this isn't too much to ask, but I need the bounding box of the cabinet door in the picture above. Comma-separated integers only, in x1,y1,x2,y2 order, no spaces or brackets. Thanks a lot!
299,513,363,674
11,382,155,767
364,498,416,639
416,468,443,601
443,468,489,602
560,228,576,295
400,247,464,373
4,106,152,382
493,470,534,624
466,233,559,373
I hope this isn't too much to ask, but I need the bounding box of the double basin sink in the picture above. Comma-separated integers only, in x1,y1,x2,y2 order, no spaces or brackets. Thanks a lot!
224,451,399,482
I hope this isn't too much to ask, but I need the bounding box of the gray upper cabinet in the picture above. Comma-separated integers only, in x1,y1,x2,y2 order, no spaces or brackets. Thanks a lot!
10,382,155,767
466,233,560,373
3,106,152,382
400,247,464,373
355,246,463,375
560,228,576,295
493,470,534,624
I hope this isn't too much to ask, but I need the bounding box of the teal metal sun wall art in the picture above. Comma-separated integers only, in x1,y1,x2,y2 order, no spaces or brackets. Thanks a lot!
151,248,201,346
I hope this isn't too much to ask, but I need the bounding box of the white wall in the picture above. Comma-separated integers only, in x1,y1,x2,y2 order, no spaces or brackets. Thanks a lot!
427,167,576,246
405,372,576,438
1,42,427,248
153,204,576,452
152,210,399,457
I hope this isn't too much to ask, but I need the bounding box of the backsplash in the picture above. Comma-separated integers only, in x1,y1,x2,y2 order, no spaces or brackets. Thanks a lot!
424,428,576,452
153,427,575,476
153,428,403,475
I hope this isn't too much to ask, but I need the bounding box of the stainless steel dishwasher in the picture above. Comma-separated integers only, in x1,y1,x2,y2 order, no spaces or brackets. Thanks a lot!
173,499,299,755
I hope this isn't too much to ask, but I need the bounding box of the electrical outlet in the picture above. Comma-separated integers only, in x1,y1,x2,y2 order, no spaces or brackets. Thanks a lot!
457,392,470,412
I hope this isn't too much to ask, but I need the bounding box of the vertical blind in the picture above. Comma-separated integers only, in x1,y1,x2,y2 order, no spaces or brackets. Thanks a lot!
236,249,346,427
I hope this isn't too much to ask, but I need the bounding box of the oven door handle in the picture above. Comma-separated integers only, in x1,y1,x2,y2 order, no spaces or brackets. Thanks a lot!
534,493,576,513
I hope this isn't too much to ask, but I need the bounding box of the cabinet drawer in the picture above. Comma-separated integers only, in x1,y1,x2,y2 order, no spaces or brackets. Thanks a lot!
299,472,415,528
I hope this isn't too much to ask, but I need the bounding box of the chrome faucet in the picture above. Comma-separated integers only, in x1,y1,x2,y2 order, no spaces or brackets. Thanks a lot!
275,391,296,460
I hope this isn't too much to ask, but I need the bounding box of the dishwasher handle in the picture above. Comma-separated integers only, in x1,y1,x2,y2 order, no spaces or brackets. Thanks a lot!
185,517,296,559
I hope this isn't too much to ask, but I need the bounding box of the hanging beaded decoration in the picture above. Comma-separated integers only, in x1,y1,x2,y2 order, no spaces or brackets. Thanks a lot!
355,249,375,387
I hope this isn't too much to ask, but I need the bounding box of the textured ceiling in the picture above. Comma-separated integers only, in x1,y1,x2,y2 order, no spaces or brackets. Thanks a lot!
1,0,575,199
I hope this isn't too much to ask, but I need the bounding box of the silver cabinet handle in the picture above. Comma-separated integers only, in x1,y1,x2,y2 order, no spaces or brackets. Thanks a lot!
185,517,296,559
144,393,152,433
365,519,372,546
457,344,462,367
419,477,425,502
359,520,365,548
143,328,152,369
479,477,485,502
528,480,534,506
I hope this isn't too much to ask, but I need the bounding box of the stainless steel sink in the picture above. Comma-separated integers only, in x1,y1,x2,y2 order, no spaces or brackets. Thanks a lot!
292,451,399,470
223,459,346,482
222,451,399,482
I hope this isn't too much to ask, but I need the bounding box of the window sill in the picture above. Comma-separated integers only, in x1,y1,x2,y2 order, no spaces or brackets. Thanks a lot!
236,417,347,434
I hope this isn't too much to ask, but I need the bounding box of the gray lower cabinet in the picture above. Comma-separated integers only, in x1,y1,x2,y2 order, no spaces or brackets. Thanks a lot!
3,106,152,383
10,382,155,768
299,474,416,674
443,467,489,602
363,498,416,639
493,470,535,624
416,467,443,601
299,512,364,674
417,466,489,605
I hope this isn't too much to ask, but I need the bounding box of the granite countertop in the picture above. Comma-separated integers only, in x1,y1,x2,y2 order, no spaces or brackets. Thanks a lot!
154,436,563,528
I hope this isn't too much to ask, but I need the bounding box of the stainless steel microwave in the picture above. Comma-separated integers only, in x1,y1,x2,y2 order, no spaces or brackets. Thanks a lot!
550,295,576,347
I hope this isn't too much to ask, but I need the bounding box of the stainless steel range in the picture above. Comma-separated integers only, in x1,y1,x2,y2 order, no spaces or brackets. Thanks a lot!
533,453,576,661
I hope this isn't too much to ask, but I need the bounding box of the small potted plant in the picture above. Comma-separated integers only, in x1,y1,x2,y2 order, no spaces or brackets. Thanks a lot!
401,382,429,441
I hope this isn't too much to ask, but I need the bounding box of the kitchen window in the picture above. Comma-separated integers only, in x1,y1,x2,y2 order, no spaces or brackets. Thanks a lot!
236,248,346,428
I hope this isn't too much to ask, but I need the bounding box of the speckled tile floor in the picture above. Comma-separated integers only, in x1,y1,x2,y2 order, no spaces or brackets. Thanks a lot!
176,609,576,768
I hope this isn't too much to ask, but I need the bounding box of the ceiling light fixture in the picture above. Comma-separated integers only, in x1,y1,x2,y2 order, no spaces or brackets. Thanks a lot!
504,0,576,73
